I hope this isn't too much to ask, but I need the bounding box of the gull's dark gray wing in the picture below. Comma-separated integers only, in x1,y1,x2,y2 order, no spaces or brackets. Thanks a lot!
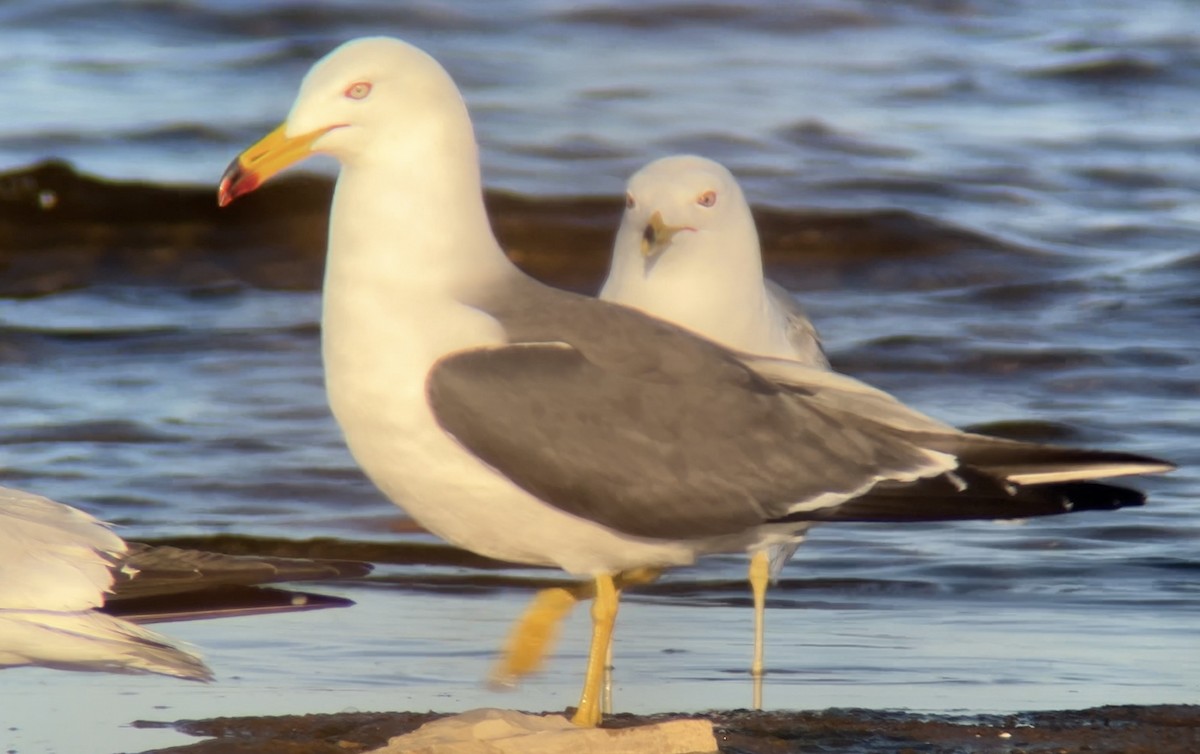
427,309,950,542
438,283,1170,542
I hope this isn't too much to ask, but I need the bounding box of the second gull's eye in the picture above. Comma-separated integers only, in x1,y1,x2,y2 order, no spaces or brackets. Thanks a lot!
697,190,717,207
625,193,636,210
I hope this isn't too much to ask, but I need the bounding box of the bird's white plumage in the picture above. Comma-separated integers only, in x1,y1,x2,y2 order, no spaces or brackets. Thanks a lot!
0,487,211,680
0,487,126,611
0,609,206,679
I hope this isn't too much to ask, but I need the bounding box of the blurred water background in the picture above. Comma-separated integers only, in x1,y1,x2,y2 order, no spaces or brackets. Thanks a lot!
0,1,1196,752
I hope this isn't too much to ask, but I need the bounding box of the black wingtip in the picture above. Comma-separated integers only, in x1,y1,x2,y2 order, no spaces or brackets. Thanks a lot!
1052,481,1146,512
104,585,357,624
775,467,1149,524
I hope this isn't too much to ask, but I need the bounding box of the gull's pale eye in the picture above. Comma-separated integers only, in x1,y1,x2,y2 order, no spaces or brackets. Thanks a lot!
345,81,372,100
625,193,636,210
697,190,717,208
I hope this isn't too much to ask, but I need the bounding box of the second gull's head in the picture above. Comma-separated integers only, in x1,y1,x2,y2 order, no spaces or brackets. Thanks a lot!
616,155,758,267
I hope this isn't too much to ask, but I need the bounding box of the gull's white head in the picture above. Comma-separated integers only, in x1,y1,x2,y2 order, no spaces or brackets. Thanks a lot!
602,155,821,364
218,37,470,206
602,154,764,317
610,155,760,278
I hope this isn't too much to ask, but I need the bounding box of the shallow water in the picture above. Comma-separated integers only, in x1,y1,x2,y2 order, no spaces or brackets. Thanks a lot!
0,2,1198,753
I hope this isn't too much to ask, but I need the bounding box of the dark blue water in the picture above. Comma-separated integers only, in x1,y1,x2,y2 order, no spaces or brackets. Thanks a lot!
0,2,1197,752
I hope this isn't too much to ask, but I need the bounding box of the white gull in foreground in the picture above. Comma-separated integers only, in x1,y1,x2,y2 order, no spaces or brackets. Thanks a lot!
217,36,1173,726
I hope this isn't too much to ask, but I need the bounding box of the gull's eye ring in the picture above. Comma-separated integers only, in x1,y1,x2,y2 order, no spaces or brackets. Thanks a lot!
697,190,717,207
625,193,636,210
345,81,372,100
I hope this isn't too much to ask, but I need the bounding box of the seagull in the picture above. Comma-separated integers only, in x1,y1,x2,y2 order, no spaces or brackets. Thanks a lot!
492,156,830,701
0,486,370,680
602,154,829,689
216,36,1173,726
0,486,212,680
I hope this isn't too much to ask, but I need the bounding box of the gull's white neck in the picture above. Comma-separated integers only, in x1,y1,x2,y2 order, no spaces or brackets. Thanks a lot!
320,117,513,417
328,122,513,299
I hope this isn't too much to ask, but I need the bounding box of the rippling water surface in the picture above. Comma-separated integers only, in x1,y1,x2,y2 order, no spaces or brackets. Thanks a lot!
0,2,1197,753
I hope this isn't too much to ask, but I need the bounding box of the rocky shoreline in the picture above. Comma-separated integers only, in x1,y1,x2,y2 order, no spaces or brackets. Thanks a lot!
135,704,1200,754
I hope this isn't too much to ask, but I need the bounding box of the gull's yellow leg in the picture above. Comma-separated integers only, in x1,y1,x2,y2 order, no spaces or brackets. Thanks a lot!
492,567,664,690
749,549,769,710
490,584,590,688
571,573,618,727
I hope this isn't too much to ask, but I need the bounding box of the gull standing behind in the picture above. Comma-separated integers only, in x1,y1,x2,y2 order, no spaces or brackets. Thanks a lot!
604,155,827,692
216,36,1172,727
496,156,829,703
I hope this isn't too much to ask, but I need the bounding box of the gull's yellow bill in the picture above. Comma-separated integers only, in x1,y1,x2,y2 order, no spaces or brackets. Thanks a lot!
639,210,691,258
217,124,330,207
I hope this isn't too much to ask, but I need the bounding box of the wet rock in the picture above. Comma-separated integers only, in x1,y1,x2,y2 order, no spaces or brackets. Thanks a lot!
371,708,717,754
146,704,1200,753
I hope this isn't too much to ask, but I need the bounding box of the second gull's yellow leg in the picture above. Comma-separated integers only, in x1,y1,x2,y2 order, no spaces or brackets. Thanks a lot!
749,549,769,710
571,573,618,727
